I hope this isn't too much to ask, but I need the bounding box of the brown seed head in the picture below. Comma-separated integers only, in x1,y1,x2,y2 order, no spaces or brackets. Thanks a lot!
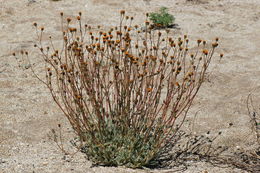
203,49,208,55
116,40,120,44
67,18,71,23
188,72,194,76
170,43,176,47
120,10,125,15
146,88,152,92
212,42,218,48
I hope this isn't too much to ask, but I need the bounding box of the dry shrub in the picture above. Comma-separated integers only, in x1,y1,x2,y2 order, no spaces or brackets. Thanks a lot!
16,11,221,168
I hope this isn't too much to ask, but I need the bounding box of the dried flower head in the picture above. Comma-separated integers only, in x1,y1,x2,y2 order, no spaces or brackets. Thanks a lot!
67,18,71,23
212,42,218,48
203,49,208,55
146,88,152,92
120,10,125,15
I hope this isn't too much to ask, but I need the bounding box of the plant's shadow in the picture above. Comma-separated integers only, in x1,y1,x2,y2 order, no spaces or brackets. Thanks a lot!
146,130,260,172
151,23,180,30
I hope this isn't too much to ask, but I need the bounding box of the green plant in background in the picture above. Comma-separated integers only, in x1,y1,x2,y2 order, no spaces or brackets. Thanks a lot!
149,7,175,28
16,10,221,168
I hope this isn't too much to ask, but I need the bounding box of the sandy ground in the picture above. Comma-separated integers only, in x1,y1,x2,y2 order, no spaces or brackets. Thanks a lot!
0,0,260,172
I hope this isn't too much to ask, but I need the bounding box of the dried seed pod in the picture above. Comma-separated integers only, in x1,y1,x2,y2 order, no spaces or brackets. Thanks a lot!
203,49,208,55
146,88,152,92
67,18,71,23
120,10,125,15
212,42,218,48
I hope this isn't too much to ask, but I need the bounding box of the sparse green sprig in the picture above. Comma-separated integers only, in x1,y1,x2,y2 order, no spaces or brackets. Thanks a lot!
149,7,175,28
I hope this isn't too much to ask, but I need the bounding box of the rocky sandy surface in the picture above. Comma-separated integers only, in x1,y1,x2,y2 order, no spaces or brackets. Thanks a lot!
0,0,260,172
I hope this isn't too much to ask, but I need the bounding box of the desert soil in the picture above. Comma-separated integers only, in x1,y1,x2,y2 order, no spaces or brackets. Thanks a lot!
0,0,260,172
